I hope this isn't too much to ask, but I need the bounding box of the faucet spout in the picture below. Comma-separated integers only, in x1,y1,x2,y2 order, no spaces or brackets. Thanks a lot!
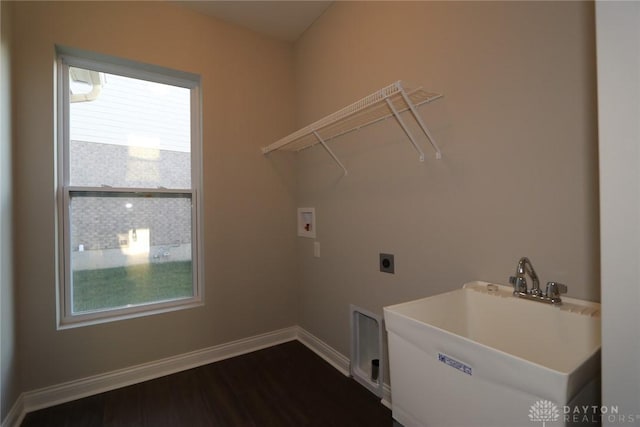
517,257,541,296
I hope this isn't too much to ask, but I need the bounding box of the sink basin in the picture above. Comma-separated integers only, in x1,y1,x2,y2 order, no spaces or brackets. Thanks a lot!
383,281,601,427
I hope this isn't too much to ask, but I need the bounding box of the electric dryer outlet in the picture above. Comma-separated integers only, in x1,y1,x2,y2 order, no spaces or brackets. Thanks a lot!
379,253,395,274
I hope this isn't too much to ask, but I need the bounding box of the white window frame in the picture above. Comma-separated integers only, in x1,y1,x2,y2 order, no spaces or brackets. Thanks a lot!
56,47,204,328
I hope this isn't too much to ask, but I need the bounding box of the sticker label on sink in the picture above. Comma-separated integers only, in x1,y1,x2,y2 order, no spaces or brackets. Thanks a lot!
438,353,472,375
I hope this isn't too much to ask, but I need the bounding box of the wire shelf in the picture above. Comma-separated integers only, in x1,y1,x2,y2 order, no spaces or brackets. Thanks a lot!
262,81,443,174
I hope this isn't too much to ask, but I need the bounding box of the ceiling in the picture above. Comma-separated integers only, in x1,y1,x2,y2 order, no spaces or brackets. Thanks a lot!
177,1,333,42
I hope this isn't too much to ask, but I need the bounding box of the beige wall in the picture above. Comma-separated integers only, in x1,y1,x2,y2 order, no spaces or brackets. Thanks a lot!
293,2,598,354
1,0,18,421
11,1,297,393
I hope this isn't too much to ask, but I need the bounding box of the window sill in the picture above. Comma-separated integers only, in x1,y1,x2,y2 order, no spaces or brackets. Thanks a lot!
57,297,204,330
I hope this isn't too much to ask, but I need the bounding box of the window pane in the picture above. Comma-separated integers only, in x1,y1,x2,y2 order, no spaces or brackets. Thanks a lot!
68,66,191,189
69,195,193,314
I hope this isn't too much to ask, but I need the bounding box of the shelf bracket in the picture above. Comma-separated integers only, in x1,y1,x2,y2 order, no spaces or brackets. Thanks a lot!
399,89,442,159
312,130,348,175
385,97,425,162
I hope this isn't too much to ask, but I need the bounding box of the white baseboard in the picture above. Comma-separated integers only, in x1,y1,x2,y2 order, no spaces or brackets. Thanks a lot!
381,382,392,409
296,326,392,407
1,395,24,427
295,326,392,407
2,326,297,427
2,326,390,427
295,326,351,376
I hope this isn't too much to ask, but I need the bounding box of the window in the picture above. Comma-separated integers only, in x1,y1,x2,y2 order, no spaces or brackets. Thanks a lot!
56,48,203,327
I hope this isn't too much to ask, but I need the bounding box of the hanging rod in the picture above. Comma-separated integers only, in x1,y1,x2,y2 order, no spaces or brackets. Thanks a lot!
262,81,443,174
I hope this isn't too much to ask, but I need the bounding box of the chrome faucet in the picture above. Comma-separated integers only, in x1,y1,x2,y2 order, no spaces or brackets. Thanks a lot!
511,257,540,295
509,257,567,305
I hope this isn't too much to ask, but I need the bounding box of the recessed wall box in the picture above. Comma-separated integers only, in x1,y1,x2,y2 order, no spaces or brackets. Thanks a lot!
350,305,384,397
297,207,316,238
380,253,395,274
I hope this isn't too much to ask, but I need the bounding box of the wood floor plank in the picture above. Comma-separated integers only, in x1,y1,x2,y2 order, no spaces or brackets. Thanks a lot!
21,341,393,426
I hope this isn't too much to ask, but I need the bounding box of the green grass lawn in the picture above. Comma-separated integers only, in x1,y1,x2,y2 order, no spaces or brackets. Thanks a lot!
72,261,193,313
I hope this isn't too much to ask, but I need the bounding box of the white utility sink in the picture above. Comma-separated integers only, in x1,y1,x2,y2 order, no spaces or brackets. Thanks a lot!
384,281,601,427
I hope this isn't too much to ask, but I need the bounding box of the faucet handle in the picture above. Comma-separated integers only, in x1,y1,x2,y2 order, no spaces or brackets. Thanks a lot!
509,276,527,293
546,282,567,303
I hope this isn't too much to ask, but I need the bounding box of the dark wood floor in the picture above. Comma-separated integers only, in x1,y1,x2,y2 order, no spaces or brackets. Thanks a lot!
22,340,393,426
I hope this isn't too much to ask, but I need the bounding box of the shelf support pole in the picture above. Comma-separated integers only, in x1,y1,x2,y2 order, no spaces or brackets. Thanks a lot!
385,98,425,162
399,89,442,159
312,130,348,175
